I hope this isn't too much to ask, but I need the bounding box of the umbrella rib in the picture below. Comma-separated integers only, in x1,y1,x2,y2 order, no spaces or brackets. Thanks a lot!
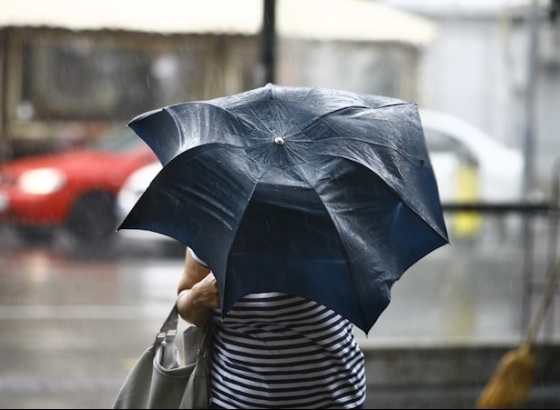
301,101,411,131
220,165,272,315
286,143,410,208
188,101,416,164
293,166,369,331
302,119,424,165
295,110,428,167
319,153,446,241
283,146,419,225
196,102,272,134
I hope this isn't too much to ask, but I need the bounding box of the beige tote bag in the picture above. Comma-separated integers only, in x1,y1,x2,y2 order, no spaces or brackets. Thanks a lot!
112,303,212,409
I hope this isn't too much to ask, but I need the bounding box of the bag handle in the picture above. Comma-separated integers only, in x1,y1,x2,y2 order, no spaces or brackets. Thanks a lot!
154,303,180,346
154,292,214,349
198,320,213,356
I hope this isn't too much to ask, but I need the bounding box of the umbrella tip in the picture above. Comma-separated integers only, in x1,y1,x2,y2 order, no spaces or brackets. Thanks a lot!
274,136,285,145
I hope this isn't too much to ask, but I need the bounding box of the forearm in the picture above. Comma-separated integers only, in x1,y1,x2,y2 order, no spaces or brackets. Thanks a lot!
177,248,219,327
176,279,216,327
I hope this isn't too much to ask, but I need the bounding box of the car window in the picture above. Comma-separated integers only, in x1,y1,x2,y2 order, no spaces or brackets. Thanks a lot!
424,128,477,165
88,128,143,153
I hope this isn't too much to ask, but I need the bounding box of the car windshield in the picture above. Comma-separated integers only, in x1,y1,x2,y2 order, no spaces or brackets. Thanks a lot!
88,127,143,153
424,128,477,164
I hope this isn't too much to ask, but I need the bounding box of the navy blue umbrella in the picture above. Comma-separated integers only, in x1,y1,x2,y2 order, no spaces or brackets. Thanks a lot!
119,84,449,334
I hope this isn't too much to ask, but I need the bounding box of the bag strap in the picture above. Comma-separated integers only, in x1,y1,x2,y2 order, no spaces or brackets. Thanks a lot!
198,319,213,355
154,292,215,355
154,293,214,348
153,303,180,346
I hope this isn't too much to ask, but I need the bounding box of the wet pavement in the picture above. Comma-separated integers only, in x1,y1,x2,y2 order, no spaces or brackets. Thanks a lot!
0,228,185,408
0,221,558,408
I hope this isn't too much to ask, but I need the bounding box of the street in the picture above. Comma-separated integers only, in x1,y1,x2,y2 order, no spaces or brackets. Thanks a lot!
0,217,558,408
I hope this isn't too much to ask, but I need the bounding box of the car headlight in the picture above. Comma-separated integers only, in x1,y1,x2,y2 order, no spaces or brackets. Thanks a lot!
18,168,67,195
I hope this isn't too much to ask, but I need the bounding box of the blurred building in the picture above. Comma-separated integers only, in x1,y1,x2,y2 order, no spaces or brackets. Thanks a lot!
0,0,436,160
382,0,560,195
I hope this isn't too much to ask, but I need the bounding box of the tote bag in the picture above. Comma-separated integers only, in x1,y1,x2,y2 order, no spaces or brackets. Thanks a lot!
112,303,212,409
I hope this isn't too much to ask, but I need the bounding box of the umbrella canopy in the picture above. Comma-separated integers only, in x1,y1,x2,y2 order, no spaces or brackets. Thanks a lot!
119,84,449,334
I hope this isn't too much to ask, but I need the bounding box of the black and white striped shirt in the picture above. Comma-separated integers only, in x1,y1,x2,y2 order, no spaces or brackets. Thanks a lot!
210,292,366,409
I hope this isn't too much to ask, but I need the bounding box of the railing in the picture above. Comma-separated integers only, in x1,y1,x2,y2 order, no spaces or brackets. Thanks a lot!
440,158,560,342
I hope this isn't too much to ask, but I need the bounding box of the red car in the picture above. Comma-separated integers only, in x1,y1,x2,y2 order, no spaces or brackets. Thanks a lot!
0,126,157,245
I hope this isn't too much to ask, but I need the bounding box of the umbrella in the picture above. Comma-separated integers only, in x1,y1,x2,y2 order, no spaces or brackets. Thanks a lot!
119,83,449,334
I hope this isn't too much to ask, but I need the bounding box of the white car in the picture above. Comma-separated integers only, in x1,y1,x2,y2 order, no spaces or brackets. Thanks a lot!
115,161,165,241
116,110,524,242
420,110,524,204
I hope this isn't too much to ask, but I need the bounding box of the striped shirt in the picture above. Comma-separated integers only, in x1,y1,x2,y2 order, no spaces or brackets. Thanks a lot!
210,292,366,409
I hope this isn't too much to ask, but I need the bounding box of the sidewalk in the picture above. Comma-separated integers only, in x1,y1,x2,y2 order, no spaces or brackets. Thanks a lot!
362,344,560,409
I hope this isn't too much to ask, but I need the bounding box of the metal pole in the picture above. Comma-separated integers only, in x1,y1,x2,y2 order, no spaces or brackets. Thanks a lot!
544,157,560,340
0,29,10,163
521,0,540,338
522,0,539,199
260,0,276,85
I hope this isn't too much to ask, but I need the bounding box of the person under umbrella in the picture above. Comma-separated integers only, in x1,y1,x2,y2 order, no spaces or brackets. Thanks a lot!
120,84,449,409
177,247,367,409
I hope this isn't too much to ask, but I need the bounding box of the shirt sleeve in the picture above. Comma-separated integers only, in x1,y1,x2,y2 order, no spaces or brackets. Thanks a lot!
188,247,208,267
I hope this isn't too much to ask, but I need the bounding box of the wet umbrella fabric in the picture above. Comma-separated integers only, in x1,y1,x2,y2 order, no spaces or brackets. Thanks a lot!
119,84,449,334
